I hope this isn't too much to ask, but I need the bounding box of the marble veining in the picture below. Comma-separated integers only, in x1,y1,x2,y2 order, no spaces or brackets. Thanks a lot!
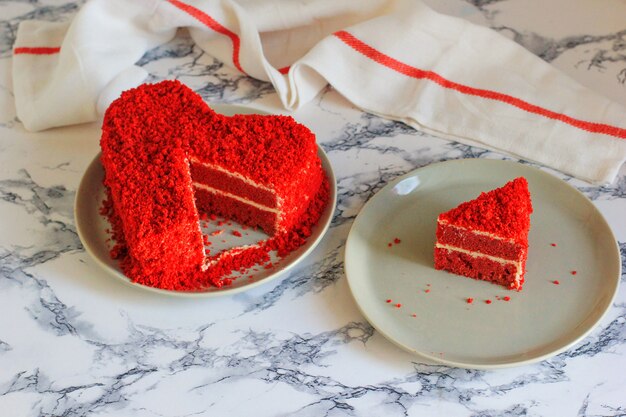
1,1,625,416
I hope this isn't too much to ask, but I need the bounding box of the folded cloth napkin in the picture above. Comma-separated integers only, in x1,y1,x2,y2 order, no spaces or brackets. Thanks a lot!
13,0,626,184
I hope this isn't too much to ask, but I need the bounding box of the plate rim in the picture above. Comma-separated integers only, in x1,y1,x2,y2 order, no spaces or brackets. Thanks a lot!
74,104,337,298
344,158,621,369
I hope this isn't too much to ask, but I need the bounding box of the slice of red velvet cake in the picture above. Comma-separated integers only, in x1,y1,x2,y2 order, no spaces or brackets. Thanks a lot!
100,80,328,291
434,177,532,290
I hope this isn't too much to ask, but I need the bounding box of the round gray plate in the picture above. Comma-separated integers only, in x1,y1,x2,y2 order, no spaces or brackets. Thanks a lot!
345,159,620,369
74,105,336,297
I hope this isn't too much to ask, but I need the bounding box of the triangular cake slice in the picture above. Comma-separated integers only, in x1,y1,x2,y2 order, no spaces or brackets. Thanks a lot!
434,177,533,291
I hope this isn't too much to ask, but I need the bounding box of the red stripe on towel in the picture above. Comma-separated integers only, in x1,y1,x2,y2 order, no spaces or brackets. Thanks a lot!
14,47,61,55
168,0,245,74
334,30,626,139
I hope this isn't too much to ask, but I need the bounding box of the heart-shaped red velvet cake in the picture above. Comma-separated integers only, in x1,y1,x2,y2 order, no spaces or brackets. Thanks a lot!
100,80,329,291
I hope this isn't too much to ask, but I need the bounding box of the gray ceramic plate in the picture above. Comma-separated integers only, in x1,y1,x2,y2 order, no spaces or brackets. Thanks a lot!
345,159,620,369
74,105,336,297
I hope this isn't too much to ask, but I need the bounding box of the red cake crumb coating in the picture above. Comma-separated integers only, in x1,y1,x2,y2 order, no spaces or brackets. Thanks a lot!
434,177,533,291
100,80,329,291
438,177,531,244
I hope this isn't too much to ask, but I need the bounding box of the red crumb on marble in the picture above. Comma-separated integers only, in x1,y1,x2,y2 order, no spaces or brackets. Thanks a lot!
393,238,401,244
210,230,223,236
553,280,560,285
424,289,430,293
411,313,417,318
485,299,492,304
466,297,474,304
395,303,402,308
387,243,393,247
386,299,392,303
503,296,511,301
550,243,557,247
571,270,577,275
232,230,242,237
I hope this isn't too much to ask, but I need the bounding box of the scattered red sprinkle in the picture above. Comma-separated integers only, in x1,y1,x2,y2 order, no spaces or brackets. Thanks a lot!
466,297,474,304
232,230,242,237
571,270,577,275
393,238,401,244
424,289,430,293
395,303,402,308
217,221,224,226
503,296,511,301
264,262,274,269
553,280,560,285
550,243,557,247
387,243,393,247
210,230,223,236
386,299,392,303
411,314,417,318
485,299,492,304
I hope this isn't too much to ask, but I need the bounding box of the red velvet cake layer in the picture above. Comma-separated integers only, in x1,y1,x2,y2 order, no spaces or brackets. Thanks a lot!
436,222,522,261
189,161,277,208
434,247,522,289
194,186,278,235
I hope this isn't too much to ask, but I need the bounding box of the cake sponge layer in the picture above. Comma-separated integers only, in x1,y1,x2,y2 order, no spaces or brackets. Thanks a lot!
434,246,523,290
436,222,523,261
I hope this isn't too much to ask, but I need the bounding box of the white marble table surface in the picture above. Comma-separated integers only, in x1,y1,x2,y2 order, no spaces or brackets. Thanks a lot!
1,1,625,416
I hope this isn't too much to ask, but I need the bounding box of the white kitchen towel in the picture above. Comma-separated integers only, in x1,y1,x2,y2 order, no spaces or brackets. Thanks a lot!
12,0,626,184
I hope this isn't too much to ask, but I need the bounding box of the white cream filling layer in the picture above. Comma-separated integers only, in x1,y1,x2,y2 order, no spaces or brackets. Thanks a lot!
193,183,280,214
436,243,523,287
438,221,515,244
190,158,273,192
